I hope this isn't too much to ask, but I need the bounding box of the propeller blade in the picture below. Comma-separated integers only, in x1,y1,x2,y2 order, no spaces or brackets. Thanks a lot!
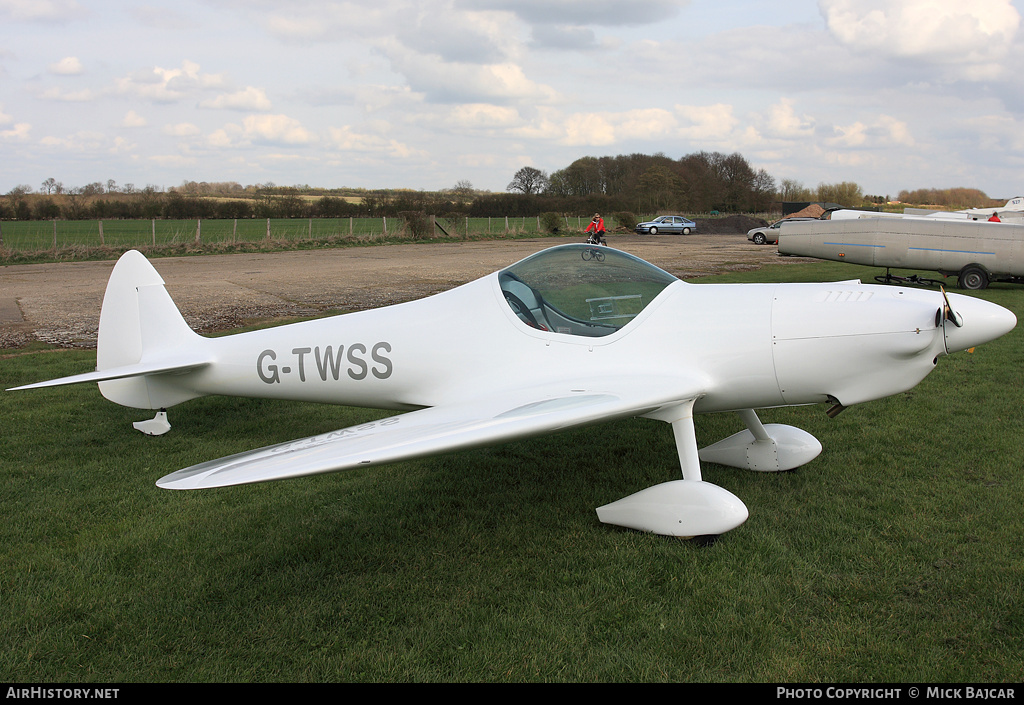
941,286,963,328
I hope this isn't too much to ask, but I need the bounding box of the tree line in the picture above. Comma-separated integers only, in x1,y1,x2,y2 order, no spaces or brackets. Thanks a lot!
2,151,1003,223
507,152,778,214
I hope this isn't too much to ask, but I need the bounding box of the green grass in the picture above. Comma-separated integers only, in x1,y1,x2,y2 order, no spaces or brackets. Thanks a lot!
0,217,556,253
2,260,1023,682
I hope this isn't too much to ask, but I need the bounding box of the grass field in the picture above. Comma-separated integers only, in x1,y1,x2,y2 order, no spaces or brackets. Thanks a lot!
0,216,570,252
1,259,1022,683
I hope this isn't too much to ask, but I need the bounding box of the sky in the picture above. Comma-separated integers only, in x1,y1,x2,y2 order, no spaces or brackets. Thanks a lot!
2,0,1023,200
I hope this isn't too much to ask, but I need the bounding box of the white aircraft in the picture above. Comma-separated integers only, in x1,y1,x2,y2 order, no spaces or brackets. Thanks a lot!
9,244,1017,538
830,196,1024,222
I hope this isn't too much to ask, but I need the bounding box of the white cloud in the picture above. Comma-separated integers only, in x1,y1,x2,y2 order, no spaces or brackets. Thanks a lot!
1,122,30,140
826,115,915,148
261,2,385,43
508,107,564,141
208,115,317,148
39,130,104,151
528,24,600,51
149,154,197,167
121,110,147,128
676,104,739,141
820,0,1020,79
764,99,815,139
0,0,84,22
110,136,136,154
242,114,316,145
206,128,235,149
48,56,82,75
395,4,514,65
474,0,687,27
164,123,201,137
200,87,273,112
616,108,677,140
447,104,522,129
115,60,226,103
961,114,1024,152
827,121,868,148
327,125,426,158
127,6,198,31
380,40,558,104
562,113,616,146
39,86,94,102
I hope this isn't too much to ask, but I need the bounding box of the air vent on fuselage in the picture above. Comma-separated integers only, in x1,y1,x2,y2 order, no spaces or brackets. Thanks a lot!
813,290,875,303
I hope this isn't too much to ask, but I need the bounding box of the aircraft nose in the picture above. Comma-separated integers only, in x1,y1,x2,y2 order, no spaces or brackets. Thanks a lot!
943,293,1017,354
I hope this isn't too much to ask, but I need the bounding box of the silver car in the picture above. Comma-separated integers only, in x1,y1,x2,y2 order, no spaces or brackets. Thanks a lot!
635,215,697,235
747,217,817,245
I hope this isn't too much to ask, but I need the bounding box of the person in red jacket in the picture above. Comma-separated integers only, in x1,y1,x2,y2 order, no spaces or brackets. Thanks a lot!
585,213,606,245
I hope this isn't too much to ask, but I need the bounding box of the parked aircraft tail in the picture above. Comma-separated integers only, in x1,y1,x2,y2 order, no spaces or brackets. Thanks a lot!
8,250,213,416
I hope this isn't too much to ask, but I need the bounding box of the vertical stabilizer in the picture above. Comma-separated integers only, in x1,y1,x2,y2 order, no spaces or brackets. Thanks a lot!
96,250,207,409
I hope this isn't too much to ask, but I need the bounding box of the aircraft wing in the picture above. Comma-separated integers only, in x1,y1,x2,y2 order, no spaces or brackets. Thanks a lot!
156,375,706,490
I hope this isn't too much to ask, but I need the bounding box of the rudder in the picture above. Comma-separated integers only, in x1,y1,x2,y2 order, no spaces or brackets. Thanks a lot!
97,250,206,409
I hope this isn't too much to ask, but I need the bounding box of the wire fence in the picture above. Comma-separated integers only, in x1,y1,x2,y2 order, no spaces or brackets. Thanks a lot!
0,215,610,252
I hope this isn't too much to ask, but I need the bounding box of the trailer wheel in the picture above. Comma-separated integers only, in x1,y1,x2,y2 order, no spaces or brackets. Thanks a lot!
958,265,989,290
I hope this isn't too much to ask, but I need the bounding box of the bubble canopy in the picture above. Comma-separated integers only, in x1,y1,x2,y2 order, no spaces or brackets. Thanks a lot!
498,244,679,337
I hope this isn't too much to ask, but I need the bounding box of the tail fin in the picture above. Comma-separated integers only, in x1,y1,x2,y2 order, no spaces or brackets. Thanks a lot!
9,250,212,409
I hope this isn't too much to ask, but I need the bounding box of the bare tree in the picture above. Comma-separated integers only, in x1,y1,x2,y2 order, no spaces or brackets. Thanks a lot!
506,166,549,195
449,180,476,206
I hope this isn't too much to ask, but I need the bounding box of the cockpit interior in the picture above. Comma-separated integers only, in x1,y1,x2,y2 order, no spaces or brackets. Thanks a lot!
498,245,678,337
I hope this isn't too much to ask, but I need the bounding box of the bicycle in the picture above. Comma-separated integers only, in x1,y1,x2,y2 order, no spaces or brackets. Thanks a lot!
873,268,943,287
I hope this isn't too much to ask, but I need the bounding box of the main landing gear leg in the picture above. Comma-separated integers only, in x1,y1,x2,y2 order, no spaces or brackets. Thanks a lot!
596,400,749,537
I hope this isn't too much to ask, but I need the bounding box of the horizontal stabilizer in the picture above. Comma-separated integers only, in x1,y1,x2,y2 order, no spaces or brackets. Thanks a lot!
8,357,211,391
158,375,706,490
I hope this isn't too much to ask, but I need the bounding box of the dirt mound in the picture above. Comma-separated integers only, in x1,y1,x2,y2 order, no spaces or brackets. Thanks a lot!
786,204,826,219
696,215,768,234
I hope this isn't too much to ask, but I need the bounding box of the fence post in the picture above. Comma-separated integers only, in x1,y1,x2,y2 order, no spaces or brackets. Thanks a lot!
349,217,353,236
266,218,270,240
233,219,237,243
196,218,201,244
151,219,156,247
98,220,104,246
53,219,57,249
308,218,312,239
383,216,387,235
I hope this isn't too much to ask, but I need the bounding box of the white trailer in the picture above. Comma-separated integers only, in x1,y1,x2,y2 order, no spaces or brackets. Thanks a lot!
777,216,1024,290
